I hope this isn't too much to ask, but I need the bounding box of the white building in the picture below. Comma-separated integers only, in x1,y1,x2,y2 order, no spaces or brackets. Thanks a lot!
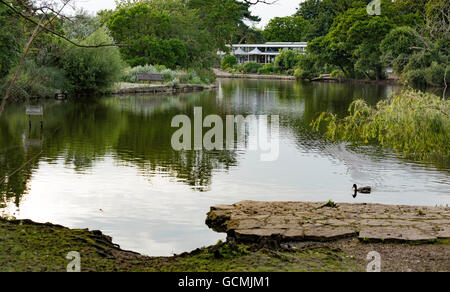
221,42,308,64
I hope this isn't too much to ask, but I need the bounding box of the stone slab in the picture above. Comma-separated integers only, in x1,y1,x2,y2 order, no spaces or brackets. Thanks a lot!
206,201,450,244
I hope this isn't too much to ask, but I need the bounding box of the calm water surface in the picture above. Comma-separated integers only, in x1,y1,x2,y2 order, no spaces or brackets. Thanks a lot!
0,79,449,255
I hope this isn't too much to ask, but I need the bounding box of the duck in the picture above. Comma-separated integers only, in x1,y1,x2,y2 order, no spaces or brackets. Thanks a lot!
353,184,372,198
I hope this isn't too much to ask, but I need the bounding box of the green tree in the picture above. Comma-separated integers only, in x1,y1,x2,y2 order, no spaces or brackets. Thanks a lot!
221,55,237,70
188,0,260,51
0,4,22,79
379,0,449,87
106,3,187,68
295,0,364,38
233,26,265,44
263,16,312,42
310,4,397,79
108,0,217,68
274,49,302,71
380,26,422,74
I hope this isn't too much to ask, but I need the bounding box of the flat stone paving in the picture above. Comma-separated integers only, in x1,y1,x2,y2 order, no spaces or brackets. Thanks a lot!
206,201,450,243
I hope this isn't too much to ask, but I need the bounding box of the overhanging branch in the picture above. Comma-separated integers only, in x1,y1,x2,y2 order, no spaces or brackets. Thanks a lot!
0,0,127,48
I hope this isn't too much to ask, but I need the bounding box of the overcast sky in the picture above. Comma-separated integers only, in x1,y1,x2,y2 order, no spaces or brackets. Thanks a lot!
70,0,302,28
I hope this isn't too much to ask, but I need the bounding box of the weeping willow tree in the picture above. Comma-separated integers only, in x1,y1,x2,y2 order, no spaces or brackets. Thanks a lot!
312,90,449,162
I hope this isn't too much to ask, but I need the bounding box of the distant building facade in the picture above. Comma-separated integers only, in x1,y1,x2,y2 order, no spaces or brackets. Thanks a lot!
220,42,308,64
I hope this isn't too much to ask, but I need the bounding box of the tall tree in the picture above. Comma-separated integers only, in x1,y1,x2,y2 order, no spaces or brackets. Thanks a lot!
188,0,261,50
263,16,312,42
107,3,188,68
295,0,364,38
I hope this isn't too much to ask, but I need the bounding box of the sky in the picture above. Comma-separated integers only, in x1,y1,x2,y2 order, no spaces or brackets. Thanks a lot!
70,0,303,28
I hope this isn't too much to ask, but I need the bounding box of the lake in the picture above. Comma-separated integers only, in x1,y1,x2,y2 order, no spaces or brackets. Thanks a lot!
0,79,449,256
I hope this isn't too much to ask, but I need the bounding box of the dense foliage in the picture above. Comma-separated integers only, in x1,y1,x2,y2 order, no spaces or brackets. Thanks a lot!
106,3,188,68
312,90,449,161
0,4,22,79
107,0,261,69
122,65,215,85
221,55,238,70
60,28,124,94
0,2,128,100
271,0,449,87
263,16,312,42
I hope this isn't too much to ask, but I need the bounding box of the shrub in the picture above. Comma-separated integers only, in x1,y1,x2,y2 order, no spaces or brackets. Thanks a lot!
242,62,261,74
122,65,214,85
123,65,161,82
196,68,216,84
295,53,321,80
274,49,302,71
221,55,237,70
61,28,124,94
294,68,316,80
402,69,427,86
231,64,244,74
424,62,447,87
2,61,69,101
161,68,177,82
330,69,346,79
258,63,274,75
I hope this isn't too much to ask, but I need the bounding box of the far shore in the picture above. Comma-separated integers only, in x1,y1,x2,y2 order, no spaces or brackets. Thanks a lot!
213,68,295,81
113,82,217,95
213,68,401,85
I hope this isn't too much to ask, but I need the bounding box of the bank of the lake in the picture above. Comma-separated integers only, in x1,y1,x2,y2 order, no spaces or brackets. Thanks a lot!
214,69,402,85
1,200,449,272
213,69,296,80
114,82,217,95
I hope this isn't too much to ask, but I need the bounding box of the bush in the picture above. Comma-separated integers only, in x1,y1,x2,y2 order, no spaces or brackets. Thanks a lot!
2,61,70,101
258,63,274,75
122,65,214,85
424,62,447,87
231,64,244,74
123,65,160,82
402,69,427,86
61,28,124,94
294,68,316,80
242,62,261,74
294,53,321,80
221,55,237,70
274,49,302,71
196,68,216,84
330,69,346,79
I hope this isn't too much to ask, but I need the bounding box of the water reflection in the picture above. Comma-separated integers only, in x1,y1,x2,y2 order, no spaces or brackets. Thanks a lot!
0,79,448,255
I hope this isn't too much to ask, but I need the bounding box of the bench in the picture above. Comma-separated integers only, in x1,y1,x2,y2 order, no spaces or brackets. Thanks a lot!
136,73,164,84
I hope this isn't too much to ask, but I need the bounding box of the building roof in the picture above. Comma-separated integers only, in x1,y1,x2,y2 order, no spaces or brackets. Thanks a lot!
233,48,247,55
248,48,263,55
230,42,307,48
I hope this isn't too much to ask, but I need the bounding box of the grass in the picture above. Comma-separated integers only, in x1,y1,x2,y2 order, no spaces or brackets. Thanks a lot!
0,218,362,272
1,218,448,272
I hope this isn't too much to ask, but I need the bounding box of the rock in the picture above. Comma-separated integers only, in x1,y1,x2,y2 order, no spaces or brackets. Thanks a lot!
206,201,450,244
359,227,437,242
